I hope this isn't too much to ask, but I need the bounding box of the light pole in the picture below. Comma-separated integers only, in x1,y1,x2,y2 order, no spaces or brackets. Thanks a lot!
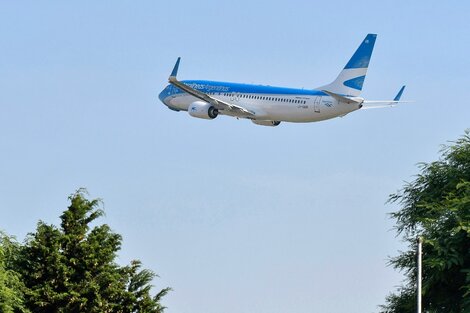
417,236,423,313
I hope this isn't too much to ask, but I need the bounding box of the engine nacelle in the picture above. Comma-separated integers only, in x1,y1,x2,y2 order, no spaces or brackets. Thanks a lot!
188,101,218,120
251,120,281,127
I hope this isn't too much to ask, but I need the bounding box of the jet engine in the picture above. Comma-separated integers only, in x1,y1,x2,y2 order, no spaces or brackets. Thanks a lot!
251,120,281,127
188,101,219,119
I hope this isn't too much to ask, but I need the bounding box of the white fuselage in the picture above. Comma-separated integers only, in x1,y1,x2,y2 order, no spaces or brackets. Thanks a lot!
159,80,362,123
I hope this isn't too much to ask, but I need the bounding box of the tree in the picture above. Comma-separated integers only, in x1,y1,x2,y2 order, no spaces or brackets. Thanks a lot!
0,232,30,313
18,189,170,313
381,131,470,312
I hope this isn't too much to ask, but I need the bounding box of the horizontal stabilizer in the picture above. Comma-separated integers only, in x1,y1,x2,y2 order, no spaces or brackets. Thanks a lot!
322,90,362,104
361,104,397,109
361,100,413,109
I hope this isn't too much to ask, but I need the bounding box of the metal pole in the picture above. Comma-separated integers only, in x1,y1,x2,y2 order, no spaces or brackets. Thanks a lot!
417,236,423,313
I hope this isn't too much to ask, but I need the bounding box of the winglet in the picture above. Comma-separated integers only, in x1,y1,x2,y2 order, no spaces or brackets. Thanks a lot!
394,85,406,101
170,57,181,79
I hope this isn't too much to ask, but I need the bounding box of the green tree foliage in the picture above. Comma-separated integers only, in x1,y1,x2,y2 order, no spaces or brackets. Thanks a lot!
18,189,170,313
381,131,470,313
0,232,30,313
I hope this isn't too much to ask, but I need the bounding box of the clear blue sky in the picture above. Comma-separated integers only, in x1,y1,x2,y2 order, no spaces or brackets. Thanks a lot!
1,1,469,312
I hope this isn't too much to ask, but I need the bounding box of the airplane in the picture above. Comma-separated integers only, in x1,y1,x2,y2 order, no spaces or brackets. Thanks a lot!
158,34,407,126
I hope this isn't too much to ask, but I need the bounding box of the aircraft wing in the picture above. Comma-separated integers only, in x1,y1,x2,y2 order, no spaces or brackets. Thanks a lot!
361,86,413,109
168,58,255,118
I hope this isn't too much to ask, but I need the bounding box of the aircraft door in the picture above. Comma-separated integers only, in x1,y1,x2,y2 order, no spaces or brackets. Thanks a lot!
314,96,321,113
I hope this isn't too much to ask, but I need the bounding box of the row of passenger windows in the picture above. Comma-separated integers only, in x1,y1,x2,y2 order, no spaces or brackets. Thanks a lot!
213,93,306,104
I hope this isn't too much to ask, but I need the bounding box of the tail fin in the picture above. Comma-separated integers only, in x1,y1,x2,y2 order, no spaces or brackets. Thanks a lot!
317,34,377,97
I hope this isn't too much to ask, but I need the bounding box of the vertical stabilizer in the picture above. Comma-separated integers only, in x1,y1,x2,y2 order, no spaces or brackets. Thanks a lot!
318,34,377,96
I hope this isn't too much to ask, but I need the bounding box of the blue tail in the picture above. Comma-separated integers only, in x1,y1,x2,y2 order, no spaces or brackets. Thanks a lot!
318,34,377,97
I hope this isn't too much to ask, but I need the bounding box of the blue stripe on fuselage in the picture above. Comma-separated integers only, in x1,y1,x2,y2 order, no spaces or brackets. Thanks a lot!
165,80,326,97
